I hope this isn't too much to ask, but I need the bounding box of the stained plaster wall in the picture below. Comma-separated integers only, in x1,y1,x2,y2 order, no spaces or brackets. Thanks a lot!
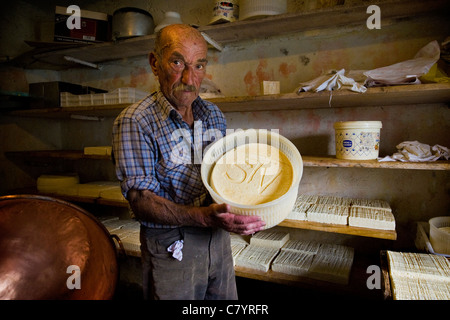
1,0,449,250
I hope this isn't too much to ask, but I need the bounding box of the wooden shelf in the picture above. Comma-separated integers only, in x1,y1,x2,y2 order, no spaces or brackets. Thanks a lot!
211,83,450,112
5,150,111,160
6,150,449,171
302,156,450,171
4,83,450,118
4,103,130,119
6,150,106,160
12,0,449,70
279,219,397,240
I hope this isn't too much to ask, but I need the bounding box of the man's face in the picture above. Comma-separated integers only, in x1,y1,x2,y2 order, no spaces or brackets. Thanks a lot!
151,29,208,109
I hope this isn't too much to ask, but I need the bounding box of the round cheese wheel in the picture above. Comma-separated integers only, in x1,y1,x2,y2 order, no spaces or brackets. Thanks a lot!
210,143,293,205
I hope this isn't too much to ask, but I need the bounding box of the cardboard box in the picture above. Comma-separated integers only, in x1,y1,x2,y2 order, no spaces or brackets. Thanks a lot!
54,6,110,44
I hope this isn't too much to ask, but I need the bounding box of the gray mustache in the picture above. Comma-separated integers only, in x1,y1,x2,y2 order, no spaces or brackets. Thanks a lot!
174,84,197,92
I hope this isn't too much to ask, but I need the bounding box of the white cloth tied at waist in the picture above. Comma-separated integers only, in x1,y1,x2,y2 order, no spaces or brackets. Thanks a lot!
378,141,450,162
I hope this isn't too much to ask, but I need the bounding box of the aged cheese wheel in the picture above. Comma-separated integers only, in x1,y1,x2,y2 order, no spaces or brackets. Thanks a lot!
210,143,293,205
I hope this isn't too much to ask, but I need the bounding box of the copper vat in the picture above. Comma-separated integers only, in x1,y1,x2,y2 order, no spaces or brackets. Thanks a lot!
0,195,118,299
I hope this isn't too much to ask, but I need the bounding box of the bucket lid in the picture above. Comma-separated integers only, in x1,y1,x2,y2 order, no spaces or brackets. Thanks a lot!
334,121,382,129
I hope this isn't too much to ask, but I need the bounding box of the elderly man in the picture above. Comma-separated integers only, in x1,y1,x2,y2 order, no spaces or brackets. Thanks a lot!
112,24,265,300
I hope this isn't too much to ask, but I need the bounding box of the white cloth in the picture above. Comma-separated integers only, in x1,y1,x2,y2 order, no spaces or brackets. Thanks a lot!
167,240,184,261
378,141,450,162
364,41,440,87
297,69,367,94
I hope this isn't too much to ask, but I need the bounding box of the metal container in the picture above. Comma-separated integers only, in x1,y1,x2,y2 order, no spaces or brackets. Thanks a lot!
112,7,154,40
0,195,118,300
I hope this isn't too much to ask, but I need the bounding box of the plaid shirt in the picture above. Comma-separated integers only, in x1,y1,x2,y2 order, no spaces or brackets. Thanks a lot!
112,90,227,228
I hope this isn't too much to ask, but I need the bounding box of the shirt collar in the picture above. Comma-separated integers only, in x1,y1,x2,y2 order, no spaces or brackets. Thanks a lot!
155,90,211,123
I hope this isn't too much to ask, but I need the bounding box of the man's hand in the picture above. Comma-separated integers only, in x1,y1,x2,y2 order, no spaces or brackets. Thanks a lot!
208,203,266,235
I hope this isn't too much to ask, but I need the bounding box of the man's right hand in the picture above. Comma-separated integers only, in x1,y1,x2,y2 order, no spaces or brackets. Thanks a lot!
208,203,266,235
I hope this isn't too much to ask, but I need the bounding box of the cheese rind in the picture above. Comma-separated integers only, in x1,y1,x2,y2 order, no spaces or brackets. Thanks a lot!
351,198,392,212
307,204,349,225
250,230,290,249
271,250,314,276
235,245,280,272
83,146,112,156
349,207,395,230
37,174,79,193
287,200,311,221
281,240,321,255
308,252,354,285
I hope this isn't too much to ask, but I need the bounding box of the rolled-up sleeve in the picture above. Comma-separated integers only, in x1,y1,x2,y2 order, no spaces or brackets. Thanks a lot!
112,115,160,199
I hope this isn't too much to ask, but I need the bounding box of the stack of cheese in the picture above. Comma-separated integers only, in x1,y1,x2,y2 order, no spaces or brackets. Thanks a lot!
235,229,289,272
37,175,126,203
387,251,450,300
272,240,354,284
37,174,79,193
286,194,395,231
233,229,354,284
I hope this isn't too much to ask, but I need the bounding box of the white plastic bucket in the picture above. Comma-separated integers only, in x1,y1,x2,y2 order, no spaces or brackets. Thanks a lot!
429,216,450,255
239,0,287,20
334,121,382,160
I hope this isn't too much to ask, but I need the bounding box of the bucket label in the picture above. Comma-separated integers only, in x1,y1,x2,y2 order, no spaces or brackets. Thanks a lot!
211,1,239,22
343,140,352,148
336,130,380,159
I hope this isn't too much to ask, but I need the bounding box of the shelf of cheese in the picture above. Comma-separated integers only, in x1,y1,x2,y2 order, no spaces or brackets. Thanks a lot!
280,194,397,240
231,231,379,298
99,221,377,297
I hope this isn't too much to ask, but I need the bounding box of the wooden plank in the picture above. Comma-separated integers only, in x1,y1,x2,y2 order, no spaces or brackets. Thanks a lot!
201,0,449,45
5,84,450,118
278,219,397,240
380,250,393,300
6,103,130,119
210,83,450,112
302,156,450,171
22,0,449,69
5,150,111,160
6,149,450,172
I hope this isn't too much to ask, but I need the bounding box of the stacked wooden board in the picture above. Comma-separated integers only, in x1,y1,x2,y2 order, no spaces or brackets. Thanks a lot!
386,251,450,300
286,194,395,231
232,229,354,284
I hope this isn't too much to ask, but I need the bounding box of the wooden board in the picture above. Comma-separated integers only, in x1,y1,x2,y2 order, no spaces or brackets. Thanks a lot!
5,84,450,118
380,250,393,300
210,83,450,111
302,156,450,171
6,150,449,171
279,219,397,240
